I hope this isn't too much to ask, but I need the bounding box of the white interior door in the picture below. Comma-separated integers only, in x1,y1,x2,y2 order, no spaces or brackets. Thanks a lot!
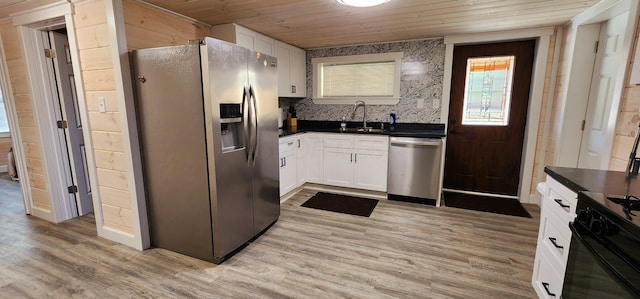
578,13,627,169
50,31,93,215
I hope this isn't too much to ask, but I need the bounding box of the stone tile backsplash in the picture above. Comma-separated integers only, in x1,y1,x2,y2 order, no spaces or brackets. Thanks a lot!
291,38,445,123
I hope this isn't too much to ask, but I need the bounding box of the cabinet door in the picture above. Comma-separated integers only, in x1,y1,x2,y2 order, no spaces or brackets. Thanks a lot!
296,137,305,186
279,149,297,196
354,149,388,192
323,147,354,188
305,134,324,184
256,34,275,56
290,46,306,97
275,41,292,97
234,26,256,51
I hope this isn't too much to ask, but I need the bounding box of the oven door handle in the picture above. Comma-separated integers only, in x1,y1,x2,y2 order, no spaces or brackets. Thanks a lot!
568,222,640,295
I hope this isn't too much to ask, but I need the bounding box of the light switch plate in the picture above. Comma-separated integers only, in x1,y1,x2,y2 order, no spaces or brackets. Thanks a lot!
417,98,425,109
433,99,440,109
98,97,106,113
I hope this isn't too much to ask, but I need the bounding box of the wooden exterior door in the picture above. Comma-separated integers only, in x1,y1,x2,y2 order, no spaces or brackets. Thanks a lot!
444,40,535,196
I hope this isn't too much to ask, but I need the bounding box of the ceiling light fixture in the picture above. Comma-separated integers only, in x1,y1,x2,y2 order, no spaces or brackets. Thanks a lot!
337,0,391,8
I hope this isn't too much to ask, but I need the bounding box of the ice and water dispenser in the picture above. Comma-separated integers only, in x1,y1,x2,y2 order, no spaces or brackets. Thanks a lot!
220,103,244,152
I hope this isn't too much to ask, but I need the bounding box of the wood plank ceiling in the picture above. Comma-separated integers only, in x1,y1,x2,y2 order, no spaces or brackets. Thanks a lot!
0,0,601,49
140,0,600,49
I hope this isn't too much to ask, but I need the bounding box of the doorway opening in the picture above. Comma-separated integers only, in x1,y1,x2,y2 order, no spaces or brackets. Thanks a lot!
6,14,95,223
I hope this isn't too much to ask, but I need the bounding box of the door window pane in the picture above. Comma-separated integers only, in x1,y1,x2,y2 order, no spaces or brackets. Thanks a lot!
462,56,515,126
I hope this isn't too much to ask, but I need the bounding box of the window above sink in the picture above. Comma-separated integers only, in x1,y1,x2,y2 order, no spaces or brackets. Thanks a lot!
311,52,403,105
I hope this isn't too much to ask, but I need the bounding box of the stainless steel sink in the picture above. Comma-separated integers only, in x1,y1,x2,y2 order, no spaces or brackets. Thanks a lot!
359,128,385,133
339,127,385,133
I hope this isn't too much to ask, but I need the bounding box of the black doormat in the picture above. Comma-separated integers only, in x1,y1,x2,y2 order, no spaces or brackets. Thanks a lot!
301,192,379,217
443,191,531,218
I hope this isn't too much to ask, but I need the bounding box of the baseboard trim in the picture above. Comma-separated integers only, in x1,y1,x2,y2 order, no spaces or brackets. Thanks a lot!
0,165,7,173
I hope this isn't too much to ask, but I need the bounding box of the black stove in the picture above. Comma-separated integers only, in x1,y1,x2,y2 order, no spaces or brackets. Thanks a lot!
562,191,640,298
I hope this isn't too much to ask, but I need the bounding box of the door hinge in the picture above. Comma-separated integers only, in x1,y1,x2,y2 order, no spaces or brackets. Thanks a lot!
44,48,56,58
68,185,78,193
581,119,586,131
56,120,67,129
594,41,599,53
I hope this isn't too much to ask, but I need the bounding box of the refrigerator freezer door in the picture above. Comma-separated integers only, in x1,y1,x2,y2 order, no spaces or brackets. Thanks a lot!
203,38,255,260
132,45,215,262
247,50,280,234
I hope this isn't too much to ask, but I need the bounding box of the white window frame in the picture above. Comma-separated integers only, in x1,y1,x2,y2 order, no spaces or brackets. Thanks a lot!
0,89,9,137
312,52,403,105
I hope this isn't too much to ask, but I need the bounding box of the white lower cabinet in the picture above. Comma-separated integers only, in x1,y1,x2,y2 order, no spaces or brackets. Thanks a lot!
324,147,355,187
279,133,389,196
353,149,388,191
304,133,324,184
323,134,389,192
532,246,563,299
532,176,577,298
296,136,305,186
279,137,297,196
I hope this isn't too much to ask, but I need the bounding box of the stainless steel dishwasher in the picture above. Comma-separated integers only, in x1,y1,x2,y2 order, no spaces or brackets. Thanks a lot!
387,137,442,205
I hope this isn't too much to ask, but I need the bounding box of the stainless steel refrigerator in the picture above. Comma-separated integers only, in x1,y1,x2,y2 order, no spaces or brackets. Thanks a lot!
131,37,280,264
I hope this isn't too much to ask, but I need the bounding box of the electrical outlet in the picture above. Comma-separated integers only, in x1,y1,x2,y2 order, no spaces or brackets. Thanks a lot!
417,98,425,109
98,97,106,113
433,100,440,109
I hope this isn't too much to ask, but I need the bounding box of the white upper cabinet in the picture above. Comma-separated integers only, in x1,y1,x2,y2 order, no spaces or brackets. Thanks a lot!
275,40,307,97
211,23,275,56
213,24,307,98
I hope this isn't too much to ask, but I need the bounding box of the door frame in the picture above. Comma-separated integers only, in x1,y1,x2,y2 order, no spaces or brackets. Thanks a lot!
0,36,31,215
553,0,639,169
441,27,554,204
10,2,99,223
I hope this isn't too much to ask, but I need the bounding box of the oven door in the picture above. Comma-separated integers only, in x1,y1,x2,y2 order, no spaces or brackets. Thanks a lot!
562,221,640,299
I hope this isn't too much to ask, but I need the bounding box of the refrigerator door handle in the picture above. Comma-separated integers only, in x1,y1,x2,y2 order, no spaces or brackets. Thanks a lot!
249,85,259,165
242,86,252,163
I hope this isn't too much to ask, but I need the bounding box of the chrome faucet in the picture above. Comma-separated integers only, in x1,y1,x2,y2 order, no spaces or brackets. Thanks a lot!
353,100,367,129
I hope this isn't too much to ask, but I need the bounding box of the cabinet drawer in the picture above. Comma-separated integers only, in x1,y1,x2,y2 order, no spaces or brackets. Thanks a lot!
324,135,354,148
279,138,296,152
532,247,564,299
355,135,389,151
545,188,577,223
546,177,577,206
539,209,571,268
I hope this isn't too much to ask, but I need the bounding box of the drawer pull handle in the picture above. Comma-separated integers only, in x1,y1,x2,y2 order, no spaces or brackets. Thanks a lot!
542,282,556,297
548,237,564,249
554,198,570,209
287,142,294,146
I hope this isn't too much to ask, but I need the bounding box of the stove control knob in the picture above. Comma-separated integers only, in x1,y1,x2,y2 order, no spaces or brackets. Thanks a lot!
590,216,612,235
577,208,592,224
590,218,603,234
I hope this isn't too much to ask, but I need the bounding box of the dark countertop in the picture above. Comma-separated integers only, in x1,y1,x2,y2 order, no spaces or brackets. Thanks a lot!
545,166,640,196
279,120,446,138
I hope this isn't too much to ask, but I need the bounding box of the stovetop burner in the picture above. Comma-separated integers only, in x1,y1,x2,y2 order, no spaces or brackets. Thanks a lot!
607,195,640,220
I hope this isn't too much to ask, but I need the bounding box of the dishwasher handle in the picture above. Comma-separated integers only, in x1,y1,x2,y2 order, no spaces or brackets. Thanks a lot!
390,137,441,147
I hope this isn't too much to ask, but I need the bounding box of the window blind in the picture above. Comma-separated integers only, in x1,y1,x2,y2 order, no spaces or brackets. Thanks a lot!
321,61,395,97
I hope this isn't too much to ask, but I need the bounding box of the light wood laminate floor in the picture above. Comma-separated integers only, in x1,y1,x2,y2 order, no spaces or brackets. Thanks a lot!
0,178,540,298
